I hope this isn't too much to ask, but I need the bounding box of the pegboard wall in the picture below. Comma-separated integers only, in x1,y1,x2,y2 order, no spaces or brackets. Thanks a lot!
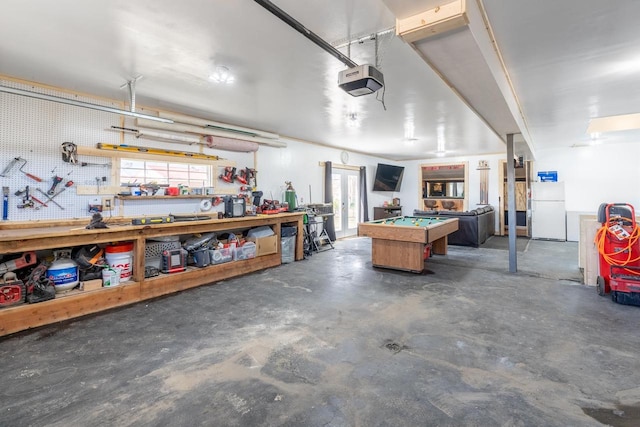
0,78,255,222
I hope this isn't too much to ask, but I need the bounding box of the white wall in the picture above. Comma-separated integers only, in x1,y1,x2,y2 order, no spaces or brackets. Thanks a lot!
533,143,640,241
533,144,640,212
256,141,402,218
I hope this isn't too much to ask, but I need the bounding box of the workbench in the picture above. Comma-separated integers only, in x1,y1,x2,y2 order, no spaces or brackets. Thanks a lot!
0,212,304,337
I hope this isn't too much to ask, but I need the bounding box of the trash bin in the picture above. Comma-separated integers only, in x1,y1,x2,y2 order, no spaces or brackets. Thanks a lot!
281,226,297,263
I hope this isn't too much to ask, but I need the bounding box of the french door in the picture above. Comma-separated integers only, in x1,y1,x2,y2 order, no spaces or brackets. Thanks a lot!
332,168,359,239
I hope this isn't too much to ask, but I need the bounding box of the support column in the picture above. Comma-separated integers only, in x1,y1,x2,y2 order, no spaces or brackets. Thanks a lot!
506,133,517,273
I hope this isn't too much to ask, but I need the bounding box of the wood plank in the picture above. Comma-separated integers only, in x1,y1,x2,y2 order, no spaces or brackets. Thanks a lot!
372,239,424,272
359,222,428,243
0,213,306,252
581,217,601,286
140,254,281,299
0,283,140,336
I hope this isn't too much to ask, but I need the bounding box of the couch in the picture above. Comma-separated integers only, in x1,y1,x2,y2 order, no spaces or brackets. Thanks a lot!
413,206,495,247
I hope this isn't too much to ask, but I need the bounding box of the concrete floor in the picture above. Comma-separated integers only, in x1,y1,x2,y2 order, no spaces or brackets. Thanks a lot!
1,237,640,426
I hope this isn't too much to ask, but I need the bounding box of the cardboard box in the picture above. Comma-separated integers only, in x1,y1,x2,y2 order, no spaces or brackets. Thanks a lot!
247,235,278,256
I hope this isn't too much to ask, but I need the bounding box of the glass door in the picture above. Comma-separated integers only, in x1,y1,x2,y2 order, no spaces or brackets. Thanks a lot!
332,168,359,239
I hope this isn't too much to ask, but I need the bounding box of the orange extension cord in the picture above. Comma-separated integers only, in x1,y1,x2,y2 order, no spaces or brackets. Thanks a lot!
594,217,640,272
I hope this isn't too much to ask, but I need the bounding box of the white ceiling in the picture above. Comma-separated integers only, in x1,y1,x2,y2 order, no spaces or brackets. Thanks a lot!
1,0,639,160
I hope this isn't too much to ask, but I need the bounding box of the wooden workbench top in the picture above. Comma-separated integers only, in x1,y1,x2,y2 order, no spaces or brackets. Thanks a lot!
0,212,305,251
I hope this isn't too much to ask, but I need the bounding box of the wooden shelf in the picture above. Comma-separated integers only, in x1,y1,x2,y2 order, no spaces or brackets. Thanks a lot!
373,206,403,220
0,212,305,337
116,195,214,200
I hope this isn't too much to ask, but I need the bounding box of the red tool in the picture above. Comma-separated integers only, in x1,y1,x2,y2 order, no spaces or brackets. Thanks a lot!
219,167,235,183
48,175,64,195
18,158,42,182
30,195,48,208
0,251,38,275
0,273,26,308
236,169,248,185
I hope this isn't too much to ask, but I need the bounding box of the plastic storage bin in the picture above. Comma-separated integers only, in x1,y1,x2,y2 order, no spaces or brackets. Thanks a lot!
209,247,234,264
233,242,257,261
281,236,296,263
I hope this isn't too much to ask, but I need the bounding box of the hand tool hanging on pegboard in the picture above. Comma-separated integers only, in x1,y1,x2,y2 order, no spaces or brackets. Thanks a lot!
61,142,78,164
30,195,48,208
61,142,110,167
0,158,21,177
35,189,64,210
41,180,74,205
1,157,41,181
18,158,42,182
2,187,8,220
48,175,63,195
16,186,34,209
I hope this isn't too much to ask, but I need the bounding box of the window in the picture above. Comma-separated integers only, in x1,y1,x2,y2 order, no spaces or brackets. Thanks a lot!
120,159,212,187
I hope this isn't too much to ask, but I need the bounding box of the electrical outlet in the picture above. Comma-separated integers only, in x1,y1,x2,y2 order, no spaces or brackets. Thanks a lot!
102,197,114,211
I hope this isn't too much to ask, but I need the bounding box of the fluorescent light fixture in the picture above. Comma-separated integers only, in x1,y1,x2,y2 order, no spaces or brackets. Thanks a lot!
587,112,640,134
0,85,173,123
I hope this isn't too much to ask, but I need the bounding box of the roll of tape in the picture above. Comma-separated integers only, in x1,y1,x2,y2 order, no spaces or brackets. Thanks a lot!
200,199,212,211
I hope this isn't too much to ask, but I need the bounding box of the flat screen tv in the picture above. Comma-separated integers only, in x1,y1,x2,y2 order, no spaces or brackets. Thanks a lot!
372,163,404,191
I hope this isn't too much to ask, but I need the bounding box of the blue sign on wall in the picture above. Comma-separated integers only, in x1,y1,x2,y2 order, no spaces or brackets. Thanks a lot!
537,171,558,182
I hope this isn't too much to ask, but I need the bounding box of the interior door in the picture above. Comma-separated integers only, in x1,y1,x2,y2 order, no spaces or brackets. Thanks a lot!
332,168,359,239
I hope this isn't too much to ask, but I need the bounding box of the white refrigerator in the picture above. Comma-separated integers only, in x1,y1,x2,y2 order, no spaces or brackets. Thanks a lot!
531,182,566,240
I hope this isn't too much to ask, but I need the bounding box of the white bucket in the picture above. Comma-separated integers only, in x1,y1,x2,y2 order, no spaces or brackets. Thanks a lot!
102,267,121,287
105,242,134,282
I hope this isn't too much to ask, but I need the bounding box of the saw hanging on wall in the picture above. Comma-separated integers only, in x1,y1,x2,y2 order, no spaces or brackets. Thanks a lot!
96,143,222,161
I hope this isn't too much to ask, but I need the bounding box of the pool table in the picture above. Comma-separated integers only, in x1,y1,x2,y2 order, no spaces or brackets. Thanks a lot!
358,216,459,273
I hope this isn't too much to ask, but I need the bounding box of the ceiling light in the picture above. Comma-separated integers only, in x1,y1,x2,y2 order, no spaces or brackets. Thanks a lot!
587,112,640,133
346,112,359,128
210,66,235,84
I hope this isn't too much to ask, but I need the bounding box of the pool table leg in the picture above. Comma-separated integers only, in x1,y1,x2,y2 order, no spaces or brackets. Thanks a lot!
432,236,448,255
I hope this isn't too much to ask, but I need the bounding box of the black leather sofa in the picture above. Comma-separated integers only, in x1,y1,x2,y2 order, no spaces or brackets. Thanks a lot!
413,206,495,247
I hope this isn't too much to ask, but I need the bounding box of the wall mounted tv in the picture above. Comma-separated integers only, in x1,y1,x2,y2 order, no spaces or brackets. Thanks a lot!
372,163,404,191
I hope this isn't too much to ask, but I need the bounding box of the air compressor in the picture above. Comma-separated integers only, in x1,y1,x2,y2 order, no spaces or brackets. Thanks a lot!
595,202,640,306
